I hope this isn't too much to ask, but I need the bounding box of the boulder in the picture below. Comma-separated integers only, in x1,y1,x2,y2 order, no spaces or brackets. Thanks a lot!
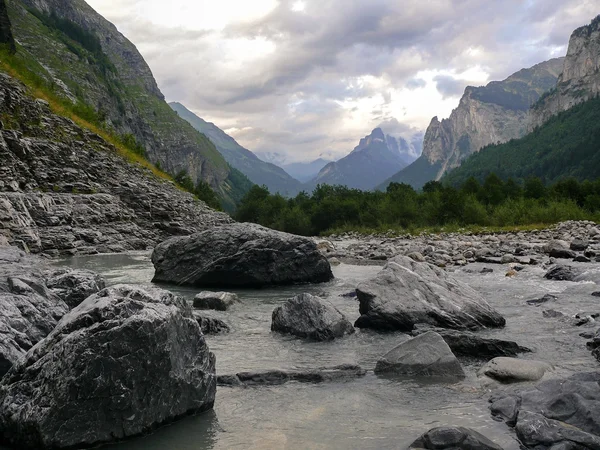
412,326,531,358
525,293,557,306
44,268,106,308
544,265,581,281
374,331,465,379
408,427,503,450
271,293,355,341
193,291,240,311
478,357,552,383
490,372,600,449
571,238,589,251
355,256,505,331
0,285,216,450
193,312,231,335
574,255,592,263
218,364,366,387
151,223,333,287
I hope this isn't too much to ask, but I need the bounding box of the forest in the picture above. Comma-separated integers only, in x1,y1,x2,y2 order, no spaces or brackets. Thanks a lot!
234,176,600,236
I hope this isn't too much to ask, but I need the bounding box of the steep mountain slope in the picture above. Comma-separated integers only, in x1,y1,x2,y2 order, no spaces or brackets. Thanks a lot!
282,158,333,183
443,95,600,185
529,15,600,128
309,128,411,191
0,71,231,255
3,0,250,205
170,102,302,196
379,58,563,190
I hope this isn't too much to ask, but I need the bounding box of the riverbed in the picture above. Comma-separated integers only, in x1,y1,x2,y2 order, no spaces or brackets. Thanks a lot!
51,252,600,450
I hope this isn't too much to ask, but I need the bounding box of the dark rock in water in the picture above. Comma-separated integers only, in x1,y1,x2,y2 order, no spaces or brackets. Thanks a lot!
412,325,531,358
408,426,503,450
544,265,580,281
526,293,557,306
271,293,354,341
0,246,104,377
476,256,503,264
580,331,596,339
593,292,600,297
44,268,106,308
574,255,592,263
480,267,494,274
193,291,240,311
355,256,505,331
585,249,597,258
490,372,600,449
478,357,551,383
151,223,333,288
340,291,357,298
375,331,465,379
0,285,216,450
193,312,231,335
549,248,576,259
571,238,589,251
543,309,567,319
218,364,366,386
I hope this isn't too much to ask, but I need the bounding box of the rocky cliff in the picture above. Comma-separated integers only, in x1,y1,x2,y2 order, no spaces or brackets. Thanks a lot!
379,58,563,190
310,128,411,191
4,0,249,204
170,102,303,196
529,16,600,129
0,72,231,256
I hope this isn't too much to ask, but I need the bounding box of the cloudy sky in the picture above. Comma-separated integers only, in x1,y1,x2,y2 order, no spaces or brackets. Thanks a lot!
86,0,597,163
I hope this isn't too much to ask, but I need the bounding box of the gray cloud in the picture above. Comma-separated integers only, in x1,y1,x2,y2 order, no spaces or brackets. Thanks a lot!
88,0,599,162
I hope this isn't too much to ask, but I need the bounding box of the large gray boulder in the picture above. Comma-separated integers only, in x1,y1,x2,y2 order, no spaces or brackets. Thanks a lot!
355,256,505,331
151,223,334,287
44,268,106,308
0,284,216,449
490,372,600,449
409,427,503,450
374,331,465,379
271,293,355,341
0,246,104,377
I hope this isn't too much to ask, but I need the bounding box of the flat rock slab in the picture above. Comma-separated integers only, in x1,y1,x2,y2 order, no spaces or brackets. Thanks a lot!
218,364,366,386
271,293,355,341
355,256,505,331
412,326,531,358
0,284,216,450
409,426,503,450
490,372,600,449
478,357,552,383
151,223,333,288
193,291,240,311
375,331,465,379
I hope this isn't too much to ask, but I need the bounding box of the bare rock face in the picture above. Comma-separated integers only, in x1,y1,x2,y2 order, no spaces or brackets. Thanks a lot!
0,284,216,450
152,223,334,288
355,256,505,331
271,293,355,341
529,16,600,129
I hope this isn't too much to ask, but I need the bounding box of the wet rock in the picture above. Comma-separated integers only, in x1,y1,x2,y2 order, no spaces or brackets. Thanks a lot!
542,309,567,319
549,248,577,259
408,426,503,450
592,292,600,297
340,291,357,298
544,265,581,281
526,293,557,306
271,293,354,341
193,291,240,311
412,326,531,358
329,257,341,266
570,238,589,251
0,285,216,449
193,312,231,335
355,256,505,332
490,372,600,449
574,255,591,263
218,364,366,386
374,331,465,379
44,268,105,308
478,357,552,383
480,267,494,274
152,223,333,288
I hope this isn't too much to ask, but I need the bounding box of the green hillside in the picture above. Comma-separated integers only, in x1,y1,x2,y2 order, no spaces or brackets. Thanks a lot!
444,96,600,186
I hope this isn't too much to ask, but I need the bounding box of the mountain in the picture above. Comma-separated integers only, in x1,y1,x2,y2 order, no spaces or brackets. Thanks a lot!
444,16,600,186
3,0,251,208
309,128,411,190
529,16,600,129
255,152,288,167
282,158,333,183
170,102,302,196
378,58,564,190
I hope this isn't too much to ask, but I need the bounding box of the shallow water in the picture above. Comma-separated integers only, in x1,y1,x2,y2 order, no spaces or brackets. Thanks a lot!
49,253,600,449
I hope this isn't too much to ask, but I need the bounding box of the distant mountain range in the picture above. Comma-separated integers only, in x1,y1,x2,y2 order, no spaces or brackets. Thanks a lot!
170,102,303,196
281,158,334,183
378,57,565,191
